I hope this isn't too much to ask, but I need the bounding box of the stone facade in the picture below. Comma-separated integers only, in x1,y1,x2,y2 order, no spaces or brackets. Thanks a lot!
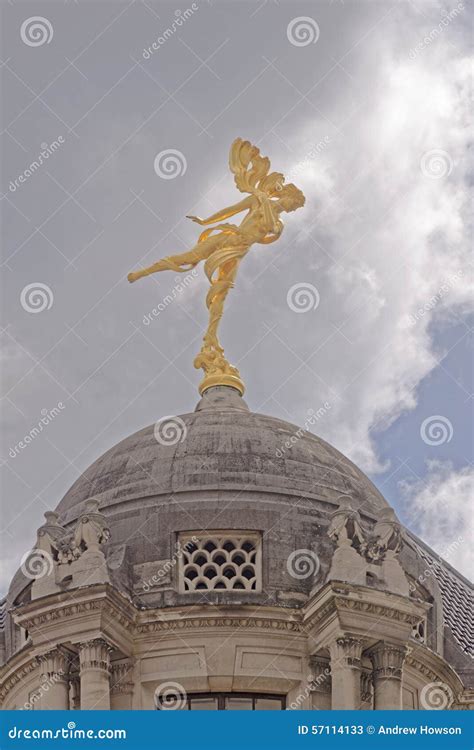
1,387,472,710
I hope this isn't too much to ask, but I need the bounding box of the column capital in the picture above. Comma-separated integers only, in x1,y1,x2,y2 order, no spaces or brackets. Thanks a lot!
110,661,134,696
37,647,69,681
329,636,366,669
369,641,407,680
79,638,113,673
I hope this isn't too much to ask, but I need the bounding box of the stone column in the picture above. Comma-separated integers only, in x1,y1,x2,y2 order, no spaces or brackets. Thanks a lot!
309,656,331,710
360,669,373,709
79,639,112,710
38,648,69,710
329,637,364,709
70,675,81,710
370,642,406,710
110,661,134,710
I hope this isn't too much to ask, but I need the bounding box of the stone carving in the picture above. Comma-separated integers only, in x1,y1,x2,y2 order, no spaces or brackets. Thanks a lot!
31,501,111,600
365,508,402,563
326,498,409,596
327,496,367,586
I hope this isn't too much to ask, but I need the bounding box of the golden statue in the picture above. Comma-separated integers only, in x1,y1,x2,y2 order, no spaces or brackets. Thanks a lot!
128,138,305,395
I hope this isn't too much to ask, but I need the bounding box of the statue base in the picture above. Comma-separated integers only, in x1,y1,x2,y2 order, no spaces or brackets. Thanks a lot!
198,372,245,396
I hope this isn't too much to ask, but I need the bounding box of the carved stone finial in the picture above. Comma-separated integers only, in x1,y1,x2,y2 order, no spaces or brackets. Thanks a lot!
365,508,402,563
327,496,368,585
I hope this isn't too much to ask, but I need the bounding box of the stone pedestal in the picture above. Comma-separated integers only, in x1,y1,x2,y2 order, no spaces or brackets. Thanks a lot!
328,545,367,585
110,661,134,710
79,639,112,710
329,637,364,710
38,649,69,710
370,642,406,709
69,550,110,588
382,555,410,597
309,656,331,710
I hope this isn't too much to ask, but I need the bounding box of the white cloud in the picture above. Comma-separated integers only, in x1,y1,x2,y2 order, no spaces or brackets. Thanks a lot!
276,13,472,473
399,461,473,580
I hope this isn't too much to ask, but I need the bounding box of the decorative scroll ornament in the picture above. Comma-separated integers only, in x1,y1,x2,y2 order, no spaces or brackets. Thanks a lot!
128,138,305,395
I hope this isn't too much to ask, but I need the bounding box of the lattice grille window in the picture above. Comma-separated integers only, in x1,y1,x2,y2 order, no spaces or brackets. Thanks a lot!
178,532,262,593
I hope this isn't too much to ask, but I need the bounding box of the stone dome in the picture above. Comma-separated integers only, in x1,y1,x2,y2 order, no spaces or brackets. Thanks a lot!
56,386,389,524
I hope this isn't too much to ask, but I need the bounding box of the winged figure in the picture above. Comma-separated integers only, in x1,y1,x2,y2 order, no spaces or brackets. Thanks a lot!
128,138,305,395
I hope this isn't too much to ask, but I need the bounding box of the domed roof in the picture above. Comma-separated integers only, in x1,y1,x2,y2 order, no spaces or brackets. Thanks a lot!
56,386,389,523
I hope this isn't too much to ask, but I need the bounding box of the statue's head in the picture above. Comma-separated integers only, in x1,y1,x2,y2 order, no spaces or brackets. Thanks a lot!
277,182,306,212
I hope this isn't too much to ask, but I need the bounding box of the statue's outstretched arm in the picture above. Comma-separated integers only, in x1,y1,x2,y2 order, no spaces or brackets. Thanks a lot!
187,195,253,226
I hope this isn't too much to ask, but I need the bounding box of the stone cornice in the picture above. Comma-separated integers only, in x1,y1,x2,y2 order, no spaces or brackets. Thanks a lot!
13,584,136,635
404,642,465,695
136,616,304,634
303,582,430,635
0,656,38,702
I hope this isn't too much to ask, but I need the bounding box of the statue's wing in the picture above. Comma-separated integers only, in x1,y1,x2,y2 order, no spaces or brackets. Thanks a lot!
229,138,271,194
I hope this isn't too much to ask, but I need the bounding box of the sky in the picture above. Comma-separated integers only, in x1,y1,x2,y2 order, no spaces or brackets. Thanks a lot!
1,0,472,595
